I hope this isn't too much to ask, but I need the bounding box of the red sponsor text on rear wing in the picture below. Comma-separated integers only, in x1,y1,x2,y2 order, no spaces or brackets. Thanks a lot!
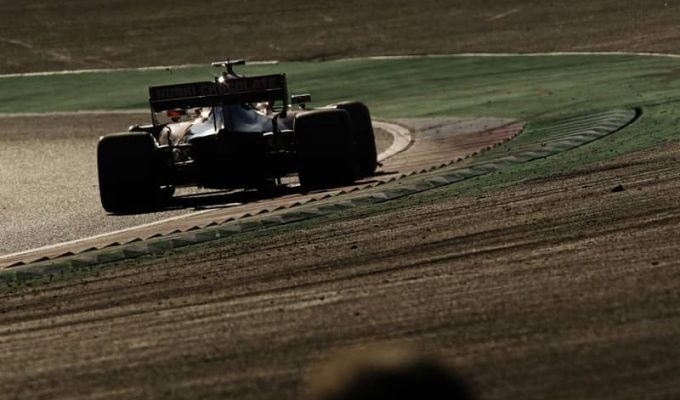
149,74,288,112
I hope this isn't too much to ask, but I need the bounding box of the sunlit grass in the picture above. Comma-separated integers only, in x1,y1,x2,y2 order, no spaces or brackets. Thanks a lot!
2,55,680,121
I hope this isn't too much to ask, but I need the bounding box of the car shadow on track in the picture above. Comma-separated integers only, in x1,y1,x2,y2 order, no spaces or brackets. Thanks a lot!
109,174,392,215
167,185,302,211
165,175,392,212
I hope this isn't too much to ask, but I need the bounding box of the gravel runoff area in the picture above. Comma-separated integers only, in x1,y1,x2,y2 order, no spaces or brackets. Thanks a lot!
1,137,679,399
2,0,680,73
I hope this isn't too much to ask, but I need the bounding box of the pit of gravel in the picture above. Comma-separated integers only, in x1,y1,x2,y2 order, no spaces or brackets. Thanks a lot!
2,135,679,399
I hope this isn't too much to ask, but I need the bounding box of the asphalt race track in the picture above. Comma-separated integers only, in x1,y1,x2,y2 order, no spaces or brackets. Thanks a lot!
0,114,520,268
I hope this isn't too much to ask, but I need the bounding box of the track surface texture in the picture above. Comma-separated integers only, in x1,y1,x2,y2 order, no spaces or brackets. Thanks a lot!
0,112,191,254
2,141,680,399
0,113,517,263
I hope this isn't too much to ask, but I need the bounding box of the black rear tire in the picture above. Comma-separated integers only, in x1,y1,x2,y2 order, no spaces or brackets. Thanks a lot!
295,109,357,189
336,101,377,177
97,132,170,213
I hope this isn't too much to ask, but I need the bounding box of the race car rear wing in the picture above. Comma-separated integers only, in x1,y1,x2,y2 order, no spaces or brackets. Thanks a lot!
148,74,288,113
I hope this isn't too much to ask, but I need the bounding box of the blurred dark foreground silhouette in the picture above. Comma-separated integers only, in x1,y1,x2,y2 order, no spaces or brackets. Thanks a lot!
304,345,474,400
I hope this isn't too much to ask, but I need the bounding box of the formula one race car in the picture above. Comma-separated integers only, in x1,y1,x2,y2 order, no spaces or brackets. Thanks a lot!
97,59,377,213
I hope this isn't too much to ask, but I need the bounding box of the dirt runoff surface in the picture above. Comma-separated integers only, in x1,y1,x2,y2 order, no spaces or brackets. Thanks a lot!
3,0,680,73
2,140,679,399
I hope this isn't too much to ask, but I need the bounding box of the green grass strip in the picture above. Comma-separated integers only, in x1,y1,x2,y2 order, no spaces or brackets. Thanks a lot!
2,55,680,121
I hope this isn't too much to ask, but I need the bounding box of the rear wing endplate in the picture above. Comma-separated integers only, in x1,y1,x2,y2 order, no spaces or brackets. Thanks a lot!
149,74,288,112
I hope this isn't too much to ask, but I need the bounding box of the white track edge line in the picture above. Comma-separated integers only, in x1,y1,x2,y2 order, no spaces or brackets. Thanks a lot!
0,60,280,78
3,52,680,78
0,209,214,261
374,120,413,162
339,52,680,62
